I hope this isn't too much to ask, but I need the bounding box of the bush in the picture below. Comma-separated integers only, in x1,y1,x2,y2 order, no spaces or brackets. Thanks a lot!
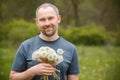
113,32,120,46
59,23,109,45
0,20,117,47
0,22,7,40
5,19,38,47
0,22,10,48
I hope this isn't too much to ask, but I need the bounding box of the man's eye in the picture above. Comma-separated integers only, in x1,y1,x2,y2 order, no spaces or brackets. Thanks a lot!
39,18,45,21
48,17,54,20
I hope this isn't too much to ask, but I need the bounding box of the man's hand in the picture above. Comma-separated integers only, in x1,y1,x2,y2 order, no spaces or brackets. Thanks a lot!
30,63,56,76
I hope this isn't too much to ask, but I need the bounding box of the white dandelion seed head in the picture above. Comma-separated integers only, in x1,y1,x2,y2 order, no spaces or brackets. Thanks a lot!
55,56,63,64
59,56,64,62
32,50,39,60
53,53,58,57
37,52,43,58
40,51,48,58
47,54,54,61
39,46,46,51
57,49,64,55
45,46,50,51
49,48,56,54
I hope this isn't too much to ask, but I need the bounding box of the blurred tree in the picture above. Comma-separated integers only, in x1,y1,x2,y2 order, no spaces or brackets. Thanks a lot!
0,0,82,26
70,0,81,26
55,0,74,27
0,0,120,29
0,0,5,22
0,0,2,21
94,0,120,45
95,0,120,31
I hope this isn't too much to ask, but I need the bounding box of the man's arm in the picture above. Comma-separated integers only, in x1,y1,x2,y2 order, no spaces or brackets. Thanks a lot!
9,63,56,80
68,74,79,80
9,70,35,80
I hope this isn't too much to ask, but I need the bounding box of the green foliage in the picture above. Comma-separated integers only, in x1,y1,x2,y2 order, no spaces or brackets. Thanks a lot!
106,26,120,46
0,22,11,48
0,22,5,40
59,23,108,45
116,38,120,46
5,19,38,47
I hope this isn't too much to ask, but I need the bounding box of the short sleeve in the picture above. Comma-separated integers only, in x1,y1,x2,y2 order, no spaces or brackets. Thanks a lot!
11,43,27,72
67,48,80,74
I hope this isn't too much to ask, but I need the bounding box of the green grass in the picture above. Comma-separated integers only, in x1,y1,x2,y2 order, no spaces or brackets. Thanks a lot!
0,48,16,80
0,46,120,80
77,46,120,80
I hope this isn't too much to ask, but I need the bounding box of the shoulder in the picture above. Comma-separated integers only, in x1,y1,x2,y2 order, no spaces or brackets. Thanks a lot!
59,37,76,49
21,35,38,47
60,37,75,47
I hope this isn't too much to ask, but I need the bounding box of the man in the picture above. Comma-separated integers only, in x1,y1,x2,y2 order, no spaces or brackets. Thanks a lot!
9,3,80,80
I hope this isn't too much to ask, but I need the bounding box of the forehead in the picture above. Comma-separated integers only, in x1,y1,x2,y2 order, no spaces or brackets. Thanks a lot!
37,7,57,18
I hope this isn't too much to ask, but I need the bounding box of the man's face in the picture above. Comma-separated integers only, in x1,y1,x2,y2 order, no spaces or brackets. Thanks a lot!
36,7,61,37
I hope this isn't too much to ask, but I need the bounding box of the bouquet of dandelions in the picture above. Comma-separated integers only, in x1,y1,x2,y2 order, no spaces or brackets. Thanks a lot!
32,46,64,80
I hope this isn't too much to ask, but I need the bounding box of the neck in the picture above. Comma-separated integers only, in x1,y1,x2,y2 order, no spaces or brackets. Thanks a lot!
39,33,59,41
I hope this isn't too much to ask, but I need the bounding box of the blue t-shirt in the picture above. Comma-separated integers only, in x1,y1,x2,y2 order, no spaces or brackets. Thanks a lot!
12,35,80,80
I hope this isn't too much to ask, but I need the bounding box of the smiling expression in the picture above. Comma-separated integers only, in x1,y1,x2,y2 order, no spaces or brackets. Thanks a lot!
35,7,61,37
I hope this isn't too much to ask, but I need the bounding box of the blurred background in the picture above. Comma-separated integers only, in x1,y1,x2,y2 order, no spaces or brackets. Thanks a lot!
0,0,120,80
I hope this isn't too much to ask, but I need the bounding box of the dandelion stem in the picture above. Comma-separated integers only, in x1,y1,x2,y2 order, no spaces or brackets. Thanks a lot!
56,69,60,72
53,72,59,80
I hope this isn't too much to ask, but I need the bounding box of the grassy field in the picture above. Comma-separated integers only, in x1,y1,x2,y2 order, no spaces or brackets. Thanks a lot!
0,46,120,80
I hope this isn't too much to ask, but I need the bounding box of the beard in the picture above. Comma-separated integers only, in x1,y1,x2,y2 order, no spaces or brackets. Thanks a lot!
41,29,56,37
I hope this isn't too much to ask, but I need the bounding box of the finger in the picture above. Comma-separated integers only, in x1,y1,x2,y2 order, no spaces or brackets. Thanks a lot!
42,63,53,67
41,64,56,70
41,68,55,73
51,63,56,66
42,72,53,76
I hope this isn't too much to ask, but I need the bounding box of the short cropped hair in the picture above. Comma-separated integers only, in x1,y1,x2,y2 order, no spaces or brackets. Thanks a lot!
36,3,59,18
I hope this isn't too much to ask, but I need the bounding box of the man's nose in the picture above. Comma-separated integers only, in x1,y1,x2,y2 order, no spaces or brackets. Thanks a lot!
45,20,50,26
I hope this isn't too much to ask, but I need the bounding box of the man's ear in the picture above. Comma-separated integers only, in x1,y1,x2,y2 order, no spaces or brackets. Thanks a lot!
35,18,39,26
58,15,61,23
